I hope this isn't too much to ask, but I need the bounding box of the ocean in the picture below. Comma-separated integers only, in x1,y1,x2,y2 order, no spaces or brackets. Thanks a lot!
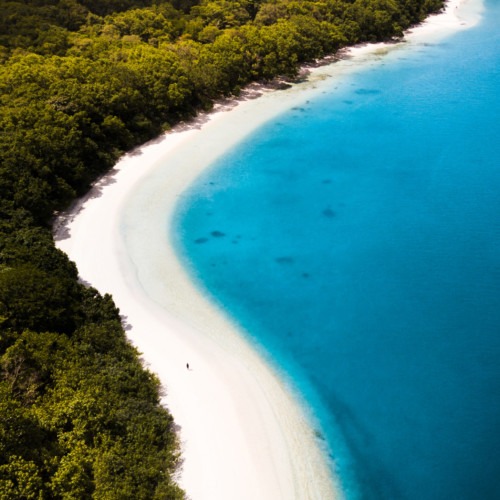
172,2,500,498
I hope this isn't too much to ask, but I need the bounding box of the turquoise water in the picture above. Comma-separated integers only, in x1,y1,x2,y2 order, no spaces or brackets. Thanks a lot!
173,4,500,499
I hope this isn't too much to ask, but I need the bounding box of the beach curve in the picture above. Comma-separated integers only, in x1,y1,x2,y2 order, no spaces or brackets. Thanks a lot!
53,0,483,497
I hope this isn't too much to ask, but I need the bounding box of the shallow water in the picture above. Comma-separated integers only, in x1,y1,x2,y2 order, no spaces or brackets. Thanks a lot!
173,3,500,498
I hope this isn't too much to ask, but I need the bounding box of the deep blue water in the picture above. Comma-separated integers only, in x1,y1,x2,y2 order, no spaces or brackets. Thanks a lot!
173,3,500,499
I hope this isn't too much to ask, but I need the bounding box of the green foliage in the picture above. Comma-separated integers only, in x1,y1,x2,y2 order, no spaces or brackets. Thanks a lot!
0,381,47,461
104,7,180,43
0,264,80,333
0,326,184,499
0,455,44,500
190,0,252,29
78,0,154,17
0,0,444,497
0,0,89,53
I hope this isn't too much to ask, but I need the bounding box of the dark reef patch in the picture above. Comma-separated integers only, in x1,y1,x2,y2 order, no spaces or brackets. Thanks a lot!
275,256,295,264
322,207,336,218
355,88,381,95
211,230,226,238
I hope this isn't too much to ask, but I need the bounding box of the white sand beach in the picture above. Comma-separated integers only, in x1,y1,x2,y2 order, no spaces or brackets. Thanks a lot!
54,1,482,498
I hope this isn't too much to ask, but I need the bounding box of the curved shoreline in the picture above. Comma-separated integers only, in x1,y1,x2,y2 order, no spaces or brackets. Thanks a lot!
54,1,483,498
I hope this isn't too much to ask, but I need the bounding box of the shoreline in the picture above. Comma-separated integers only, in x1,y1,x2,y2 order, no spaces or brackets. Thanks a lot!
54,0,483,498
